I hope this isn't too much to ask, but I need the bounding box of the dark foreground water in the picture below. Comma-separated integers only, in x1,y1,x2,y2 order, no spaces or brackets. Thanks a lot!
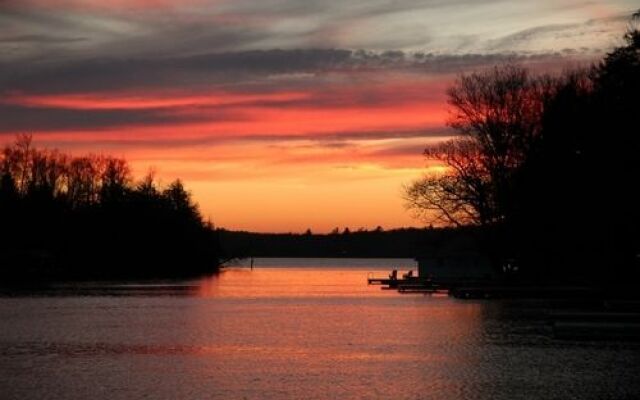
1,258,638,400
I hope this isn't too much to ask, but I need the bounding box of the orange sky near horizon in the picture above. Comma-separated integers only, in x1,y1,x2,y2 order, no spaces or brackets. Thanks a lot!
0,75,450,232
0,0,634,232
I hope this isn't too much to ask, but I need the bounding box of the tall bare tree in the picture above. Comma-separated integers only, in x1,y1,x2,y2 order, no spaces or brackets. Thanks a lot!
405,65,554,227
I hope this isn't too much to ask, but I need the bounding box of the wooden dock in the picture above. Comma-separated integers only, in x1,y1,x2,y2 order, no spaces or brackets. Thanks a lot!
367,272,445,293
367,277,390,285
398,284,446,294
367,272,421,288
367,277,404,286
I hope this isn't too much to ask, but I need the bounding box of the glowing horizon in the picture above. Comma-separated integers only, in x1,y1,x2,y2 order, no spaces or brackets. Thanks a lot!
0,0,635,232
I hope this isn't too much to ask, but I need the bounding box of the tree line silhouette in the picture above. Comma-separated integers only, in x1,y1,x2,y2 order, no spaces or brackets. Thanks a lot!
0,135,220,282
217,227,465,258
406,14,640,285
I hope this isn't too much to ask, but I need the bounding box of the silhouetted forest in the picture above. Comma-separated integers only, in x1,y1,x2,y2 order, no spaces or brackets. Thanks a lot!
3,15,639,288
406,16,640,285
218,227,478,259
0,136,220,282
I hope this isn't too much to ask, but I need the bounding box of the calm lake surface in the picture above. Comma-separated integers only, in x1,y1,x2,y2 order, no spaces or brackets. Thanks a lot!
1,258,638,399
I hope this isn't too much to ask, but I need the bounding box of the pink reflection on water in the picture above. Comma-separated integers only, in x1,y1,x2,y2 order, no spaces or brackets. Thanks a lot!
190,266,485,399
1,262,637,399
197,267,405,298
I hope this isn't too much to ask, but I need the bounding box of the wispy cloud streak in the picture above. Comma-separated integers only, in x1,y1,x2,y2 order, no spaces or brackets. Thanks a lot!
0,0,635,231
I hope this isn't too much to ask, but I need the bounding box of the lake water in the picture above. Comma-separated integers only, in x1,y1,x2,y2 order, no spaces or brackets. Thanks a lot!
1,258,638,399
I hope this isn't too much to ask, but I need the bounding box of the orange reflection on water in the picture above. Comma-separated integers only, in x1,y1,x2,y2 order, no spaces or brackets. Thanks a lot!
196,267,400,298
0,262,502,400
189,266,485,400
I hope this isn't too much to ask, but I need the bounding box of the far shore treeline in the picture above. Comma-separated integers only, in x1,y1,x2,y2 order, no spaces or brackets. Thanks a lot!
0,136,220,282
217,227,475,259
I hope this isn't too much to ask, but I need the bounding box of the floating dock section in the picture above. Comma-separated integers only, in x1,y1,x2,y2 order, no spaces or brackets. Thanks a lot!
367,272,446,294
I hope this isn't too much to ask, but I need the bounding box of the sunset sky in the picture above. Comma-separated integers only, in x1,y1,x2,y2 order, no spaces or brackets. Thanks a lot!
0,0,636,232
